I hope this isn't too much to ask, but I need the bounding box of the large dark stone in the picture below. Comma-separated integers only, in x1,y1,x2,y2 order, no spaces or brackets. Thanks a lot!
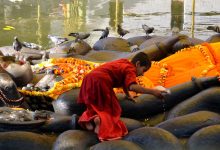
123,127,183,150
206,33,220,43
52,88,86,116
53,130,99,150
167,87,220,119
0,131,55,150
0,73,24,107
90,140,143,150
187,125,220,150
156,111,220,138
93,37,131,52
127,35,153,46
139,36,167,49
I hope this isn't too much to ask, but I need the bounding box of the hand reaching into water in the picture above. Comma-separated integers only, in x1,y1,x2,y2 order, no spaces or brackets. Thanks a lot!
153,86,171,99
151,89,166,99
129,84,171,100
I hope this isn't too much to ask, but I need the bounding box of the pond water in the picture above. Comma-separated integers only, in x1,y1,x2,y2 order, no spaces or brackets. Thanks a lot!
0,0,219,49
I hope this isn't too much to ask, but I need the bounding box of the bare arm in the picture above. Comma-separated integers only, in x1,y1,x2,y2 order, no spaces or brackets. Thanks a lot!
123,86,130,97
129,84,166,99
123,86,137,102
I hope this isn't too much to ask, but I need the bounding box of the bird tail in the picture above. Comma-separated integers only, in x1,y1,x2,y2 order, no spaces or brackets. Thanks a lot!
93,29,104,31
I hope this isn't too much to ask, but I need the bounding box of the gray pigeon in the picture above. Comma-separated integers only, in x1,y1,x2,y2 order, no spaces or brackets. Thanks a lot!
171,26,180,35
117,25,129,37
68,32,90,42
207,25,220,33
48,35,68,46
142,24,154,36
13,36,24,52
93,27,110,40
23,42,42,50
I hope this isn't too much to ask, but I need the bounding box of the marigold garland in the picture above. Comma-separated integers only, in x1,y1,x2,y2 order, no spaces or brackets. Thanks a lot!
150,61,170,86
19,58,100,99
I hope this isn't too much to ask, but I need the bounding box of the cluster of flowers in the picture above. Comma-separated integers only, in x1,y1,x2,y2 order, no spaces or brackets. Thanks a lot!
19,58,100,99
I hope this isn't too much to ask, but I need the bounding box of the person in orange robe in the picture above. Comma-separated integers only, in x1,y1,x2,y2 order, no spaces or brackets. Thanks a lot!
77,52,168,141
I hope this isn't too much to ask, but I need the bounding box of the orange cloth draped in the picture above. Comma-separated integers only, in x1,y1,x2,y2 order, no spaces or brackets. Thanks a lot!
20,42,220,99
143,42,220,88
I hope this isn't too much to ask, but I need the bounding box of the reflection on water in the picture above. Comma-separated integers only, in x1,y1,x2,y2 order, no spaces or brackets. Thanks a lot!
171,0,184,30
0,0,219,49
109,0,123,30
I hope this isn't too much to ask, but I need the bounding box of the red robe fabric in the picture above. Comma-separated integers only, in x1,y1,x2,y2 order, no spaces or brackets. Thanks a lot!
77,59,137,141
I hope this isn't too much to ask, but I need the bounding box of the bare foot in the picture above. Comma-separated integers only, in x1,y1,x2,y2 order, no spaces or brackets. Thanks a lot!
94,117,100,134
85,122,94,131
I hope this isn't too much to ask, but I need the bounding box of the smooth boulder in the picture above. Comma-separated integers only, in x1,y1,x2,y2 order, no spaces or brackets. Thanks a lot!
156,111,220,138
123,127,183,150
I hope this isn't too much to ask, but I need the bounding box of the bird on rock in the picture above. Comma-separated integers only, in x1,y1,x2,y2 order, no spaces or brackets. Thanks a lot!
48,35,68,46
142,24,154,37
13,36,24,52
117,24,129,37
23,42,42,50
171,26,180,36
68,32,90,42
93,27,110,40
207,25,220,33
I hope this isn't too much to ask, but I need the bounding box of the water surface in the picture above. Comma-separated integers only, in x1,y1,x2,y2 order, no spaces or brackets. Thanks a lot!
0,0,219,49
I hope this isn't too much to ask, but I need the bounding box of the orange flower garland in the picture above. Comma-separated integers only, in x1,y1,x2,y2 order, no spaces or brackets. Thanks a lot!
19,58,101,99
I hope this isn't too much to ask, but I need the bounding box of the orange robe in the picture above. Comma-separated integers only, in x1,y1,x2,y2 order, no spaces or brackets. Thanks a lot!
143,42,220,88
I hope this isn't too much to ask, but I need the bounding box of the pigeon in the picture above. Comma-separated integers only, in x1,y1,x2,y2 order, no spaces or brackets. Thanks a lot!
13,36,24,52
48,35,68,46
171,26,180,35
117,25,129,37
68,32,90,42
93,27,110,40
207,25,220,33
142,24,154,36
23,42,42,50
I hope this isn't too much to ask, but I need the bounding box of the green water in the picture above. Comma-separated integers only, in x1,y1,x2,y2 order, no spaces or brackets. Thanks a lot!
0,0,219,49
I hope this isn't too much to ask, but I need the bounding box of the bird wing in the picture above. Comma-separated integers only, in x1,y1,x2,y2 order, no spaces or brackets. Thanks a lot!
142,24,149,30
93,29,105,31
81,33,90,39
23,42,42,49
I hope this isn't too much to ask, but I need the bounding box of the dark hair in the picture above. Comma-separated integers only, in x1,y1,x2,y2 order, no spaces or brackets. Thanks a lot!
131,52,151,68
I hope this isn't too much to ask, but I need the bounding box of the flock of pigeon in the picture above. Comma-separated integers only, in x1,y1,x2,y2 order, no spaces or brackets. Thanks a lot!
12,24,219,53
12,24,154,52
